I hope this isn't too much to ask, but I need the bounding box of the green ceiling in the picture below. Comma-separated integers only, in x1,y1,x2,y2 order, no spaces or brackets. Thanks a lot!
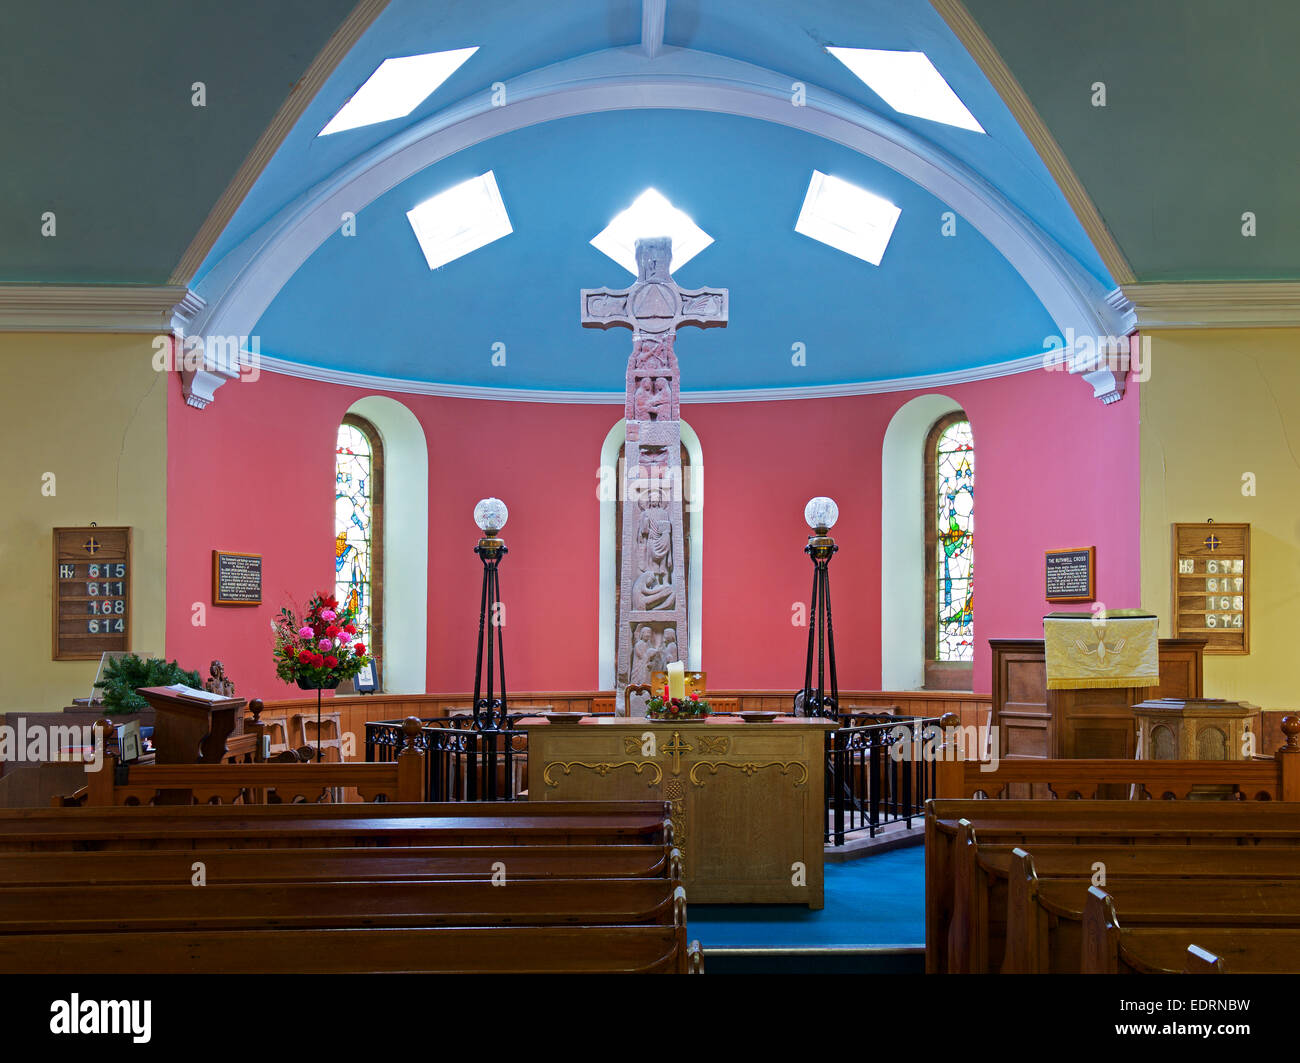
3,0,1296,287
0,0,357,284
963,0,1300,281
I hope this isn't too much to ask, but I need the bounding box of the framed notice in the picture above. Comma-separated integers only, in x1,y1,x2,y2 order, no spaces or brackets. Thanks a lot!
212,550,262,605
1172,522,1249,654
354,658,379,694
53,526,131,661
1045,546,1095,603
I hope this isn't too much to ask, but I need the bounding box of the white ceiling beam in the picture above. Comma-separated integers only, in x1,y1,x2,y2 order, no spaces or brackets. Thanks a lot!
0,285,202,333
641,0,667,59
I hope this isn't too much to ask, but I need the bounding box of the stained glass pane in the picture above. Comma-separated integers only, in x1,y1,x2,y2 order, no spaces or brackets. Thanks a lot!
935,420,974,662
335,423,374,648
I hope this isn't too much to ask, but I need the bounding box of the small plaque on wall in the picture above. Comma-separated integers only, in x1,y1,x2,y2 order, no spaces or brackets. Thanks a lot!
1045,546,1095,602
53,526,132,660
212,550,262,605
1172,522,1249,654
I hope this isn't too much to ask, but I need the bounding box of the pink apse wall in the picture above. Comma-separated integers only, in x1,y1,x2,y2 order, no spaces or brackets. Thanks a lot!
164,366,1140,699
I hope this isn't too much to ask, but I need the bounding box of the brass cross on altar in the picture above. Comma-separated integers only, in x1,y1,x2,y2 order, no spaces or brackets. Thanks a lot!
581,237,728,337
663,730,692,776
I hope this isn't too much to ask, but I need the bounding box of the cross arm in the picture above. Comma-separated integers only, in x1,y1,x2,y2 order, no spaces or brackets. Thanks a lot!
676,286,729,330
581,287,635,330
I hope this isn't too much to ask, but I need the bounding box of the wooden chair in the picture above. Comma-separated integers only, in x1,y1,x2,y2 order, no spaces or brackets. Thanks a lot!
292,712,344,762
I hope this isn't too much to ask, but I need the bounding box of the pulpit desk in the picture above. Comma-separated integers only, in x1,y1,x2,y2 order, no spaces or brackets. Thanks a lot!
520,717,835,907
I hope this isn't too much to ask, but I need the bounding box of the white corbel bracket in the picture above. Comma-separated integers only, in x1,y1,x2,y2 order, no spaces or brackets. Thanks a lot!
180,356,242,410
1067,340,1131,405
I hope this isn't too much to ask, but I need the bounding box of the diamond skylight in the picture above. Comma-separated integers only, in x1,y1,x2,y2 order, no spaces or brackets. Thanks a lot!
590,189,713,275
406,171,512,270
319,48,479,136
827,47,985,133
794,170,901,266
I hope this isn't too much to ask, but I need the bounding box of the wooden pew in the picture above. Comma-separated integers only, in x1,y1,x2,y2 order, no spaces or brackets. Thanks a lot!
948,824,1300,973
1081,886,1300,974
0,878,688,932
0,924,703,974
0,844,683,886
0,798,701,974
0,801,675,852
63,716,427,805
1006,849,1300,974
932,712,1300,801
925,800,1300,973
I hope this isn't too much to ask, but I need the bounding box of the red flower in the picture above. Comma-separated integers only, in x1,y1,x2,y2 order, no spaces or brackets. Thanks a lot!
344,623,357,635
297,650,312,664
353,642,366,656
669,703,679,715
326,624,341,638
324,655,338,669
311,653,324,668
689,692,699,701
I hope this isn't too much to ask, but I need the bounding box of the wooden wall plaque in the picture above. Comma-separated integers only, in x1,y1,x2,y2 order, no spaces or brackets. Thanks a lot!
1172,522,1249,654
212,550,262,605
52,526,131,661
1045,546,1095,602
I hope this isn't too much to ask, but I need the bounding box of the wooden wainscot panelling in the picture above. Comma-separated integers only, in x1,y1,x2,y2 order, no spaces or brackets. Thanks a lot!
255,690,994,761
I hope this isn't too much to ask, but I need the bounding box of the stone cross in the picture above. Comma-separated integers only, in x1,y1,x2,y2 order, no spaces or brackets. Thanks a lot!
582,236,728,715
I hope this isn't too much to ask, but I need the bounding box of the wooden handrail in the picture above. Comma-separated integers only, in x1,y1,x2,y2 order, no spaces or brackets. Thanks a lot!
67,717,425,805
933,714,1300,801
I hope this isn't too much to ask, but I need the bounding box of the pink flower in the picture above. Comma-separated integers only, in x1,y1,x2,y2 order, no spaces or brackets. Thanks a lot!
318,638,333,651
297,626,314,638
320,609,337,621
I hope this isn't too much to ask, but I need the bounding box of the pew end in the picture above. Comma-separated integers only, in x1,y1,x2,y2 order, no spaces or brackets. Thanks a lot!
1004,848,1051,974
1081,886,1123,974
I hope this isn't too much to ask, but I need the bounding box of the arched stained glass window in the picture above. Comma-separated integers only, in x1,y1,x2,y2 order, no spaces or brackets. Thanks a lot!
335,416,383,667
925,414,974,683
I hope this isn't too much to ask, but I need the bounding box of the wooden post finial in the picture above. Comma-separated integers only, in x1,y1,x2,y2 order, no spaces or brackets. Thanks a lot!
401,716,423,750
1280,714,1300,753
939,712,961,731
248,698,264,723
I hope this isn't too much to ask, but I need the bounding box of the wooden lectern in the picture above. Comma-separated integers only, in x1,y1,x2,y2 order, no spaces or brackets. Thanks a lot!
136,686,257,764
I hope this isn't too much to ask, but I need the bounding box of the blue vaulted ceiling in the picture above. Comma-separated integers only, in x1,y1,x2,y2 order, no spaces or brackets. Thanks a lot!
193,0,1113,393
254,109,1059,391
7,0,1157,394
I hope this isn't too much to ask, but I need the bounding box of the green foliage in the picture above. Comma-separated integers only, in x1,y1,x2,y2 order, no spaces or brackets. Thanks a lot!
94,654,201,715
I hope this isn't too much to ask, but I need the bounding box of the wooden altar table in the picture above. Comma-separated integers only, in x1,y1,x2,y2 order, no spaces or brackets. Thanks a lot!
520,717,835,907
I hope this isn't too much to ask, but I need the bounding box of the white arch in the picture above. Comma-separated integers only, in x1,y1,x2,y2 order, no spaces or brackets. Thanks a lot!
345,395,428,693
192,47,1122,351
880,393,964,690
597,417,703,688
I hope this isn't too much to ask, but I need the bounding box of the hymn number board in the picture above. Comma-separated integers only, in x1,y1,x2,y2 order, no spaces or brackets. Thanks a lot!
53,526,131,660
1172,522,1249,654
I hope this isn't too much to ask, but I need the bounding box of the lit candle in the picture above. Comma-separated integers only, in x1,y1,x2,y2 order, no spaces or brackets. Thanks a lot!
667,661,686,700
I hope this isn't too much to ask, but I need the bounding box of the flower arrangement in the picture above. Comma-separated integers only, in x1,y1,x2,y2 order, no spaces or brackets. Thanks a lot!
272,590,372,688
647,685,711,720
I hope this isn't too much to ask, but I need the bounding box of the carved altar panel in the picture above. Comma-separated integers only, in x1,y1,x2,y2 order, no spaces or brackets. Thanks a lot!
520,719,835,906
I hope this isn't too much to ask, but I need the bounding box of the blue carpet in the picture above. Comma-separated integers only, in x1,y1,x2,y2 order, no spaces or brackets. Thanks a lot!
686,845,925,950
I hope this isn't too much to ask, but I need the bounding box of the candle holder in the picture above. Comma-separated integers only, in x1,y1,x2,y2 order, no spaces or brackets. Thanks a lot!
796,496,840,719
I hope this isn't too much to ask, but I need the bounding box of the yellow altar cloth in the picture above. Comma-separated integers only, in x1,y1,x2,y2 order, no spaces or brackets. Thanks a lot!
1044,612,1159,690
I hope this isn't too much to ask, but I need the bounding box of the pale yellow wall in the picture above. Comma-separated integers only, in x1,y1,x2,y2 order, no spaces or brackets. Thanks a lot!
0,333,167,713
1141,328,1300,714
